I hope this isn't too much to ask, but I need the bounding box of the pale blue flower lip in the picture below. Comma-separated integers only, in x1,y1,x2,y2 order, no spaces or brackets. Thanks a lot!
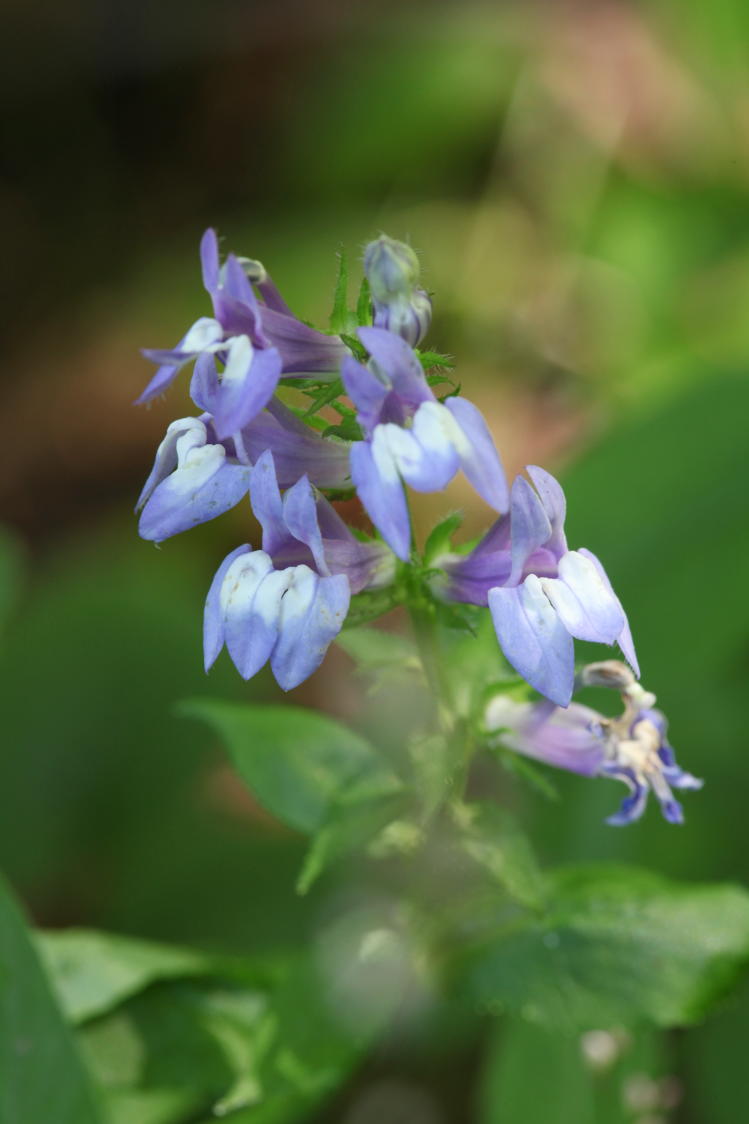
202,451,393,689
438,467,636,705
137,398,353,545
344,327,507,560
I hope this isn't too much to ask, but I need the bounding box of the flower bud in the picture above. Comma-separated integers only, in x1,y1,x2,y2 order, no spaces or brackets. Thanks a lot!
363,235,432,346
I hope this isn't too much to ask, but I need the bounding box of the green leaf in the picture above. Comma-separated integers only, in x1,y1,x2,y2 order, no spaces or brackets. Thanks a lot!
416,349,455,371
478,1018,668,1124
463,865,749,1030
423,511,463,564
35,928,219,1025
329,250,351,334
302,376,345,418
180,701,401,834
454,802,547,910
355,276,372,326
0,875,103,1124
343,584,405,628
79,980,269,1124
296,794,402,895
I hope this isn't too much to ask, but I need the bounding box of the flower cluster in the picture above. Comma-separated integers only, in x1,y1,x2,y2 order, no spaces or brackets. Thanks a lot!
136,230,699,823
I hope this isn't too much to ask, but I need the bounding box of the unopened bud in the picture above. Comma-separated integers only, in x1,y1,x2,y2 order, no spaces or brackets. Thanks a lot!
363,235,432,346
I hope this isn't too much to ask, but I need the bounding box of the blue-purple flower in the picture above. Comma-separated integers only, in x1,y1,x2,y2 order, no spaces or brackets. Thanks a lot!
342,327,508,560
204,451,394,689
137,398,351,543
485,661,702,825
136,230,346,437
436,466,636,706
363,235,432,347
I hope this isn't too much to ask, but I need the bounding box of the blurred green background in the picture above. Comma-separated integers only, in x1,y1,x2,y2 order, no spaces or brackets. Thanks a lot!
2,0,749,1120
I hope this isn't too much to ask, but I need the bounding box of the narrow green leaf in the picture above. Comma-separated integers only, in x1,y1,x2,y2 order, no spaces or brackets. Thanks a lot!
303,377,345,418
180,701,401,834
329,250,350,334
423,511,463,564
416,349,455,370
355,277,372,326
463,865,749,1031
0,875,103,1124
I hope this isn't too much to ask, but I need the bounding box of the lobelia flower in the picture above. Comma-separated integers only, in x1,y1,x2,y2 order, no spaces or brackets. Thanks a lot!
137,396,351,543
485,661,702,825
363,235,432,347
136,229,346,437
434,466,636,707
204,450,394,689
342,326,508,560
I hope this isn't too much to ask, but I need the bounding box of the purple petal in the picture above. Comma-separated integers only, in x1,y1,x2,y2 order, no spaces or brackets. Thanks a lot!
190,353,221,414
211,340,282,439
134,361,185,405
255,271,294,316
249,450,289,559
526,466,567,558
508,476,552,585
487,697,605,776
204,544,251,671
240,404,351,490
350,439,411,561
444,397,509,513
260,306,347,373
488,577,575,706
139,455,251,543
341,356,389,435
322,538,394,595
441,549,514,606
604,772,650,826
540,550,626,645
282,476,328,574
271,569,350,690
578,548,639,676
357,326,433,409
136,317,224,405
200,228,220,294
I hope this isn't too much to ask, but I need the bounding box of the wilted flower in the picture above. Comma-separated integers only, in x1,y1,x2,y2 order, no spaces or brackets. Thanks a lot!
435,467,636,706
343,326,508,559
364,235,432,346
204,451,393,689
485,661,702,825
